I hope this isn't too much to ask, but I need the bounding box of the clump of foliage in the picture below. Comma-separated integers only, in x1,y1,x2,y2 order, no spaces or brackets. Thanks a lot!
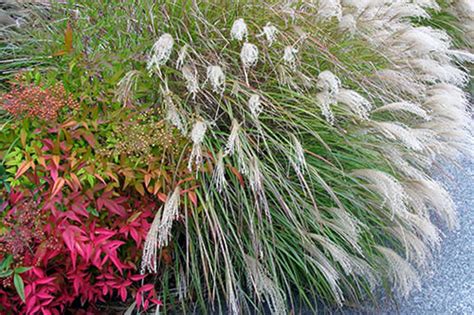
0,0,472,314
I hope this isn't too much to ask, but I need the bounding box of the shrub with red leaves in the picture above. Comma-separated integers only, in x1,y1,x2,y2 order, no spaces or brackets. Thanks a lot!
0,187,162,314
0,81,79,120
0,127,164,314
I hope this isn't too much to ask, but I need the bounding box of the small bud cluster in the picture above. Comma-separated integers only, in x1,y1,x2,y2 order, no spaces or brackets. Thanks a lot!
98,109,183,159
1,81,79,120
0,200,46,267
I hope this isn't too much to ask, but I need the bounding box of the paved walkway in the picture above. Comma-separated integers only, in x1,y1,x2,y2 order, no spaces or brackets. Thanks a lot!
387,158,474,315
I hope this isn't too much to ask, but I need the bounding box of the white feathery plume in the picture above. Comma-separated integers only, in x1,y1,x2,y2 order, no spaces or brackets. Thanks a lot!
241,42,259,68
394,227,432,269
336,89,372,120
317,70,341,96
291,135,306,173
317,92,336,125
424,83,470,114
304,243,344,306
381,148,426,180
206,65,226,93
176,44,189,70
414,0,440,10
224,119,240,156
397,26,451,55
141,206,163,274
311,233,375,286
283,46,298,69
225,267,239,315
140,186,181,273
248,94,263,118
224,119,248,175
324,207,363,254
317,0,343,21
309,233,355,275
352,169,409,218
147,33,174,72
421,84,472,150
248,156,264,195
116,70,140,106
163,87,186,134
260,22,279,46
385,2,431,20
403,212,441,250
374,69,426,97
188,120,208,170
376,246,421,298
157,187,182,248
409,58,469,86
244,255,287,315
182,64,199,98
248,156,270,218
374,102,431,121
456,0,474,14
447,49,474,63
212,150,227,192
339,14,357,33
405,179,458,229
371,121,424,151
340,0,369,11
231,18,248,41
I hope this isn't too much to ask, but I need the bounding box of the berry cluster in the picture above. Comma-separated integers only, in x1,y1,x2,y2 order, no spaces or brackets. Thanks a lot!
0,200,46,266
0,81,79,120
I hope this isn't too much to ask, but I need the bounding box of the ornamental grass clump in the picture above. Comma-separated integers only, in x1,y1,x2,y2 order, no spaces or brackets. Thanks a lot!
0,0,472,314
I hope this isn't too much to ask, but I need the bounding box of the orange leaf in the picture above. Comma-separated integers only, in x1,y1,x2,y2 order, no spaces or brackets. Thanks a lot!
20,129,27,148
104,170,119,183
135,182,145,196
51,177,65,197
64,22,73,53
15,161,33,179
157,193,167,203
144,174,152,188
161,248,172,265
61,120,78,129
51,22,74,57
177,176,195,186
153,181,162,195
229,165,245,187
38,156,46,168
94,173,106,184
51,155,60,169
188,191,197,207
52,49,67,57
70,173,82,191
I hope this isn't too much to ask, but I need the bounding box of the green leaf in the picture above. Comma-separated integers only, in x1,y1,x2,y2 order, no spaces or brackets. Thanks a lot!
13,273,25,302
0,270,13,278
0,255,13,270
14,266,31,274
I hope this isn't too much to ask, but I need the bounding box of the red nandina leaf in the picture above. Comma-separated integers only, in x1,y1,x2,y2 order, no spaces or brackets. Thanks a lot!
15,160,33,179
51,177,65,197
62,229,76,253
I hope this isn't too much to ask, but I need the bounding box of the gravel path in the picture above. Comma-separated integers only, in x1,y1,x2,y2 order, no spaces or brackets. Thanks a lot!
387,158,474,315
336,159,474,315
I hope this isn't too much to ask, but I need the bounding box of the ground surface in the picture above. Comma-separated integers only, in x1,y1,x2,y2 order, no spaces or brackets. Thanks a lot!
389,158,474,315
328,158,474,315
